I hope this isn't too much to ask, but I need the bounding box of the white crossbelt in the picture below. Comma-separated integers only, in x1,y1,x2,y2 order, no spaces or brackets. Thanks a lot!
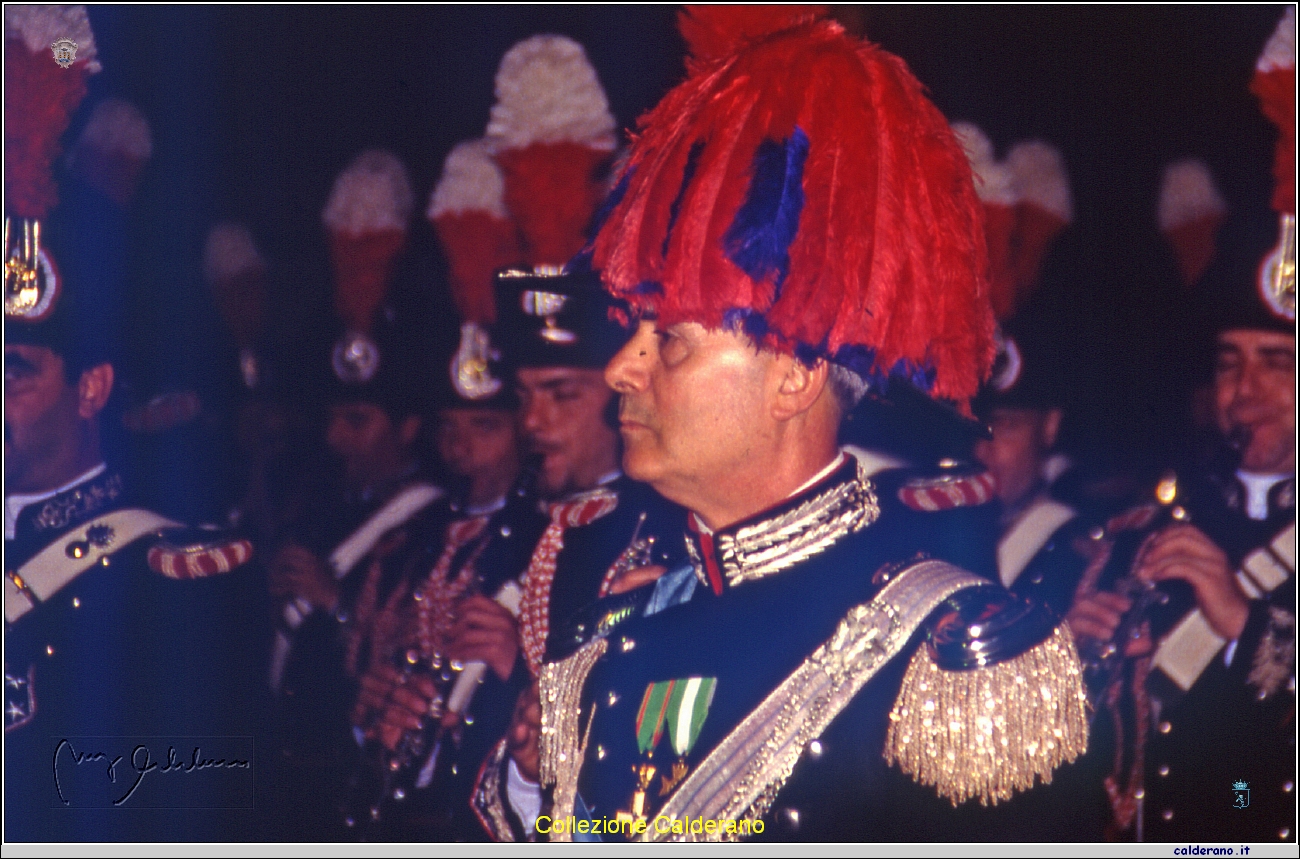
269,481,442,692
1152,520,1296,692
5,508,181,623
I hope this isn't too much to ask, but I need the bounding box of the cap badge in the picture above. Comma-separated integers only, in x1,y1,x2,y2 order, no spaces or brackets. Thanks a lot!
451,321,503,400
331,331,380,383
1258,213,1296,322
522,289,578,344
4,218,59,323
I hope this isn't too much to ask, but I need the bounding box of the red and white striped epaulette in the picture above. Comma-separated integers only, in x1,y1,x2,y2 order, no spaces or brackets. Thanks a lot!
895,465,998,511
147,532,254,579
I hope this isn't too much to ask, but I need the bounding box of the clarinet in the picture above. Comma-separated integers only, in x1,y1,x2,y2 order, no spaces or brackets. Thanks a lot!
1080,470,1193,719
342,459,540,836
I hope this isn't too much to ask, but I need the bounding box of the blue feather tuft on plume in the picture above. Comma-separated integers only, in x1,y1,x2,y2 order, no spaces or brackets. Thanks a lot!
723,127,809,295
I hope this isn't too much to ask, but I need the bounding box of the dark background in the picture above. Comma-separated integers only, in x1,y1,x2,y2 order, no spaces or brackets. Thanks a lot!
65,4,1289,509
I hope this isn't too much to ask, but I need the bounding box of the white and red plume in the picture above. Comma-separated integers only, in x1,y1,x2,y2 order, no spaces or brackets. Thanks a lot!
5,5,101,219
486,35,616,270
69,98,153,207
428,139,522,324
1158,159,1226,287
322,149,413,337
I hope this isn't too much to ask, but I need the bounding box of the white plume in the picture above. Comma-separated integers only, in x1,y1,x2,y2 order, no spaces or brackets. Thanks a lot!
76,98,152,160
1158,159,1225,231
1008,141,1073,222
485,35,616,152
952,122,1015,205
323,149,414,234
1256,6,1295,72
203,223,264,284
428,139,508,220
5,5,99,71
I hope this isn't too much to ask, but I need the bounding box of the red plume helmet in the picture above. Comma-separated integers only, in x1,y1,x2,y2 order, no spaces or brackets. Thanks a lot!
1251,7,1295,218
486,35,616,271
1158,159,1226,288
5,5,100,324
322,149,413,383
1249,7,1296,323
591,6,994,404
428,139,522,324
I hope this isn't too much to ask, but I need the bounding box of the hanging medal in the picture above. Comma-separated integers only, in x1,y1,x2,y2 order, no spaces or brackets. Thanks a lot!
618,676,717,824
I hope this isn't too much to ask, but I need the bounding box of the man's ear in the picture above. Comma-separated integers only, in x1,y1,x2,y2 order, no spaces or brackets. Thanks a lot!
398,414,423,447
77,363,114,419
772,355,829,421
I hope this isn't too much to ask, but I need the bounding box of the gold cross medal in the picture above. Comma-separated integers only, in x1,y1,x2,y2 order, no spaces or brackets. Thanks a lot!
617,676,717,824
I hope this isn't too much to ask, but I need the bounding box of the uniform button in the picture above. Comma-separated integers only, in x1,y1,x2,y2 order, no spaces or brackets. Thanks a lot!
1284,781,1293,793
596,745,607,761
71,597,81,609
620,636,635,652
1162,810,1173,822
1158,766,1169,777
1134,789,1145,800
807,740,823,759
100,556,110,567
500,525,511,538
782,808,800,830
607,691,620,707
1030,574,1043,584
1158,721,1172,734
1280,829,1291,840
451,764,458,776
1089,526,1105,541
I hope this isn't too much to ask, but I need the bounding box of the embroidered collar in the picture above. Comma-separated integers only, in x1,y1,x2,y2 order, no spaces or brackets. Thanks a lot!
5,463,108,540
684,454,880,590
9,466,124,540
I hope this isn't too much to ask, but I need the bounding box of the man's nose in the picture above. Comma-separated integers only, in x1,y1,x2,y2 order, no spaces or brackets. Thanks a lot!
605,322,654,394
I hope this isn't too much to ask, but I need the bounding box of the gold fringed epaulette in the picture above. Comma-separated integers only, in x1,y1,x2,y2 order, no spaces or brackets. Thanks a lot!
884,622,1089,806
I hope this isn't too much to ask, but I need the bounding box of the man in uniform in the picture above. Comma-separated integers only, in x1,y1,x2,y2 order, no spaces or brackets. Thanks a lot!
5,8,263,841
362,269,686,841
1065,10,1295,840
974,323,1091,617
1066,207,1296,843
480,8,1089,842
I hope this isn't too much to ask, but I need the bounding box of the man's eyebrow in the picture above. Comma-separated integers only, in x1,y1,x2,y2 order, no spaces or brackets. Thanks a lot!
1259,346,1296,362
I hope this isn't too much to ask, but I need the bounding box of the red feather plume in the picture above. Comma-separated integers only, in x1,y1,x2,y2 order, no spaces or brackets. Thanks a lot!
4,37,93,218
677,5,828,62
329,230,405,334
593,20,993,403
495,141,610,269
433,210,520,323
1252,66,1295,215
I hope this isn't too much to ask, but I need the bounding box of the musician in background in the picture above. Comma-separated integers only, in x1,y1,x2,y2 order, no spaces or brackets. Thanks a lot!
342,318,547,841
264,151,445,840
1066,204,1295,842
974,316,1092,618
360,270,686,841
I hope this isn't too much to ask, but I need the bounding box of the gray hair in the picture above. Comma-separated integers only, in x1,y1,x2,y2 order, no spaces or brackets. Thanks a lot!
826,363,870,415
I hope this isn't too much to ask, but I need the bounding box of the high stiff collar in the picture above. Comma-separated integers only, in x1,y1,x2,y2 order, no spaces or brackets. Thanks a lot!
684,453,880,594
